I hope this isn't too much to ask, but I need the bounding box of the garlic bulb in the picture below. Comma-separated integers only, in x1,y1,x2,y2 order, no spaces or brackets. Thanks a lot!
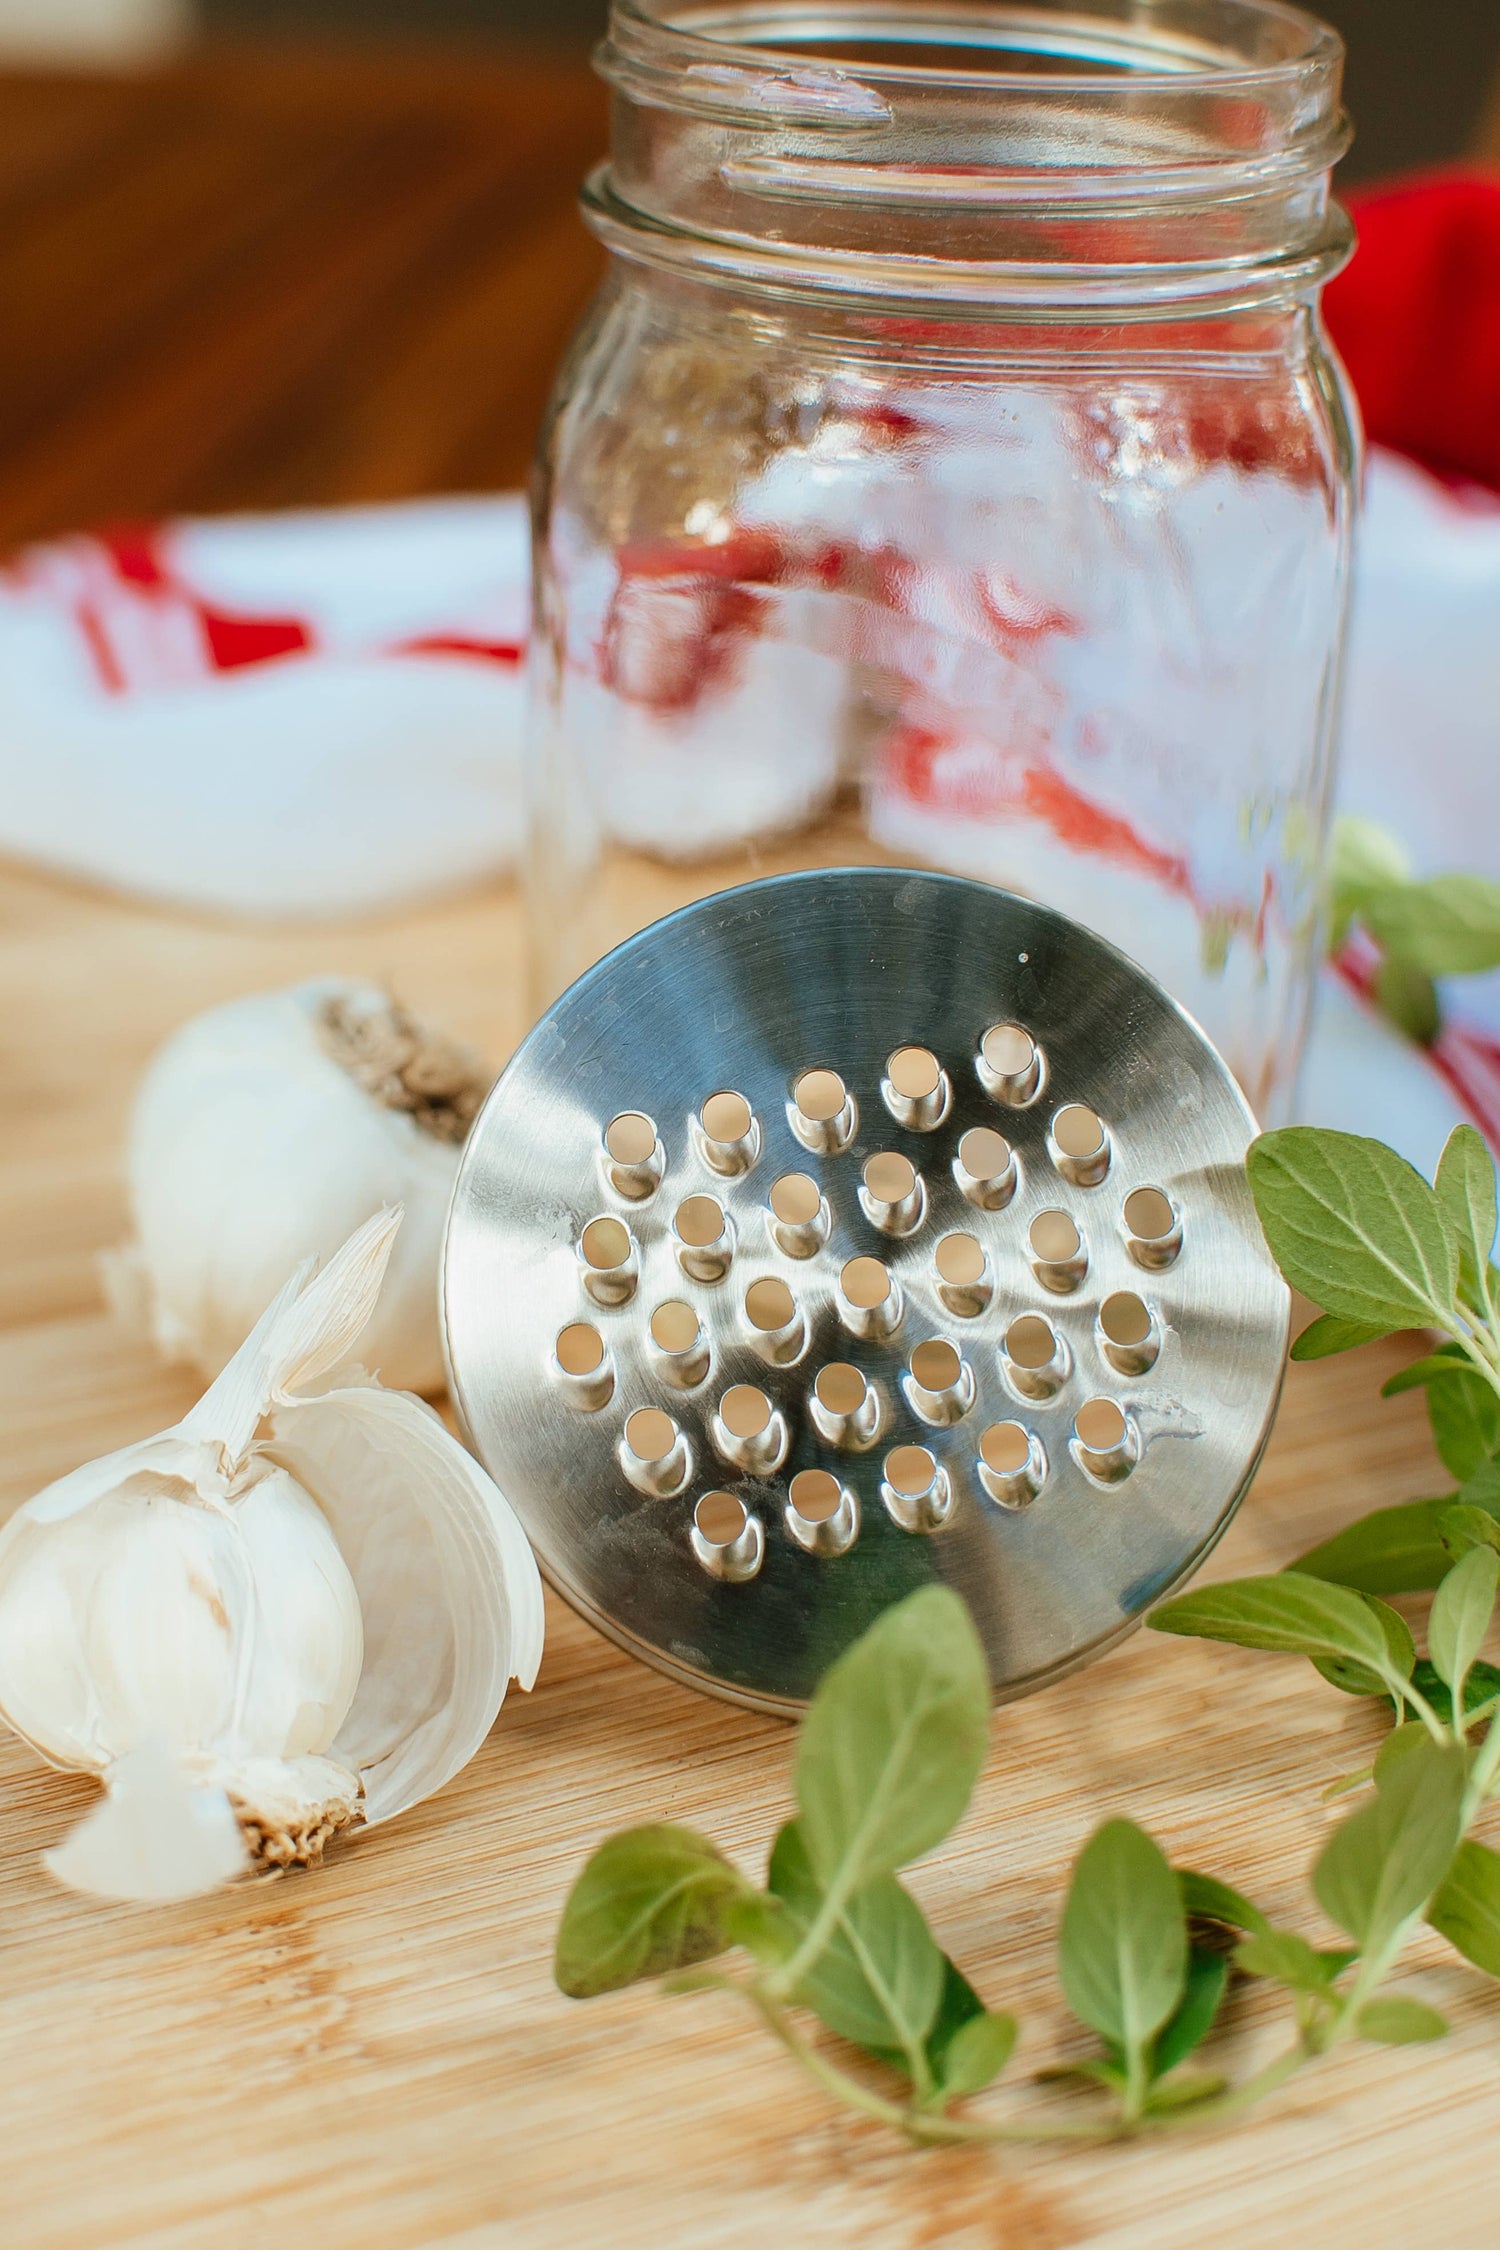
0,1209,544,1901
104,979,491,1395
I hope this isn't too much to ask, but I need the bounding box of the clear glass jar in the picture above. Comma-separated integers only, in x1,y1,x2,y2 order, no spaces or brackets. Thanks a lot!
527,0,1358,1120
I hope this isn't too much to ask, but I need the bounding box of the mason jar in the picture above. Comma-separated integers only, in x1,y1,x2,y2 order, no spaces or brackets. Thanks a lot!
527,0,1357,1121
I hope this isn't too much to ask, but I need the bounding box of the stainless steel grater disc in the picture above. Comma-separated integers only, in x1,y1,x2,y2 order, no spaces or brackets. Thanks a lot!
443,870,1288,1716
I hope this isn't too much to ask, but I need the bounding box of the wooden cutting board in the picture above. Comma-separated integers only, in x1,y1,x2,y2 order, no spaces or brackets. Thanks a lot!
0,45,1496,2250
1,853,1495,2250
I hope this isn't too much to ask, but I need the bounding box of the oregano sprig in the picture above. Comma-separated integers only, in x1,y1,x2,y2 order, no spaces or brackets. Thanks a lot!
553,1120,1500,2149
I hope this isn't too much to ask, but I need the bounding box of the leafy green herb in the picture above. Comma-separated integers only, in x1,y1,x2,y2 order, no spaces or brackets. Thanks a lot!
554,1824,753,1998
1290,1312,1391,1362
1289,1499,1459,1595
1059,1821,1186,2118
1246,1127,1455,1332
1328,813,1500,1043
1428,1840,1500,1975
557,1121,1500,2152
1355,1996,1448,2044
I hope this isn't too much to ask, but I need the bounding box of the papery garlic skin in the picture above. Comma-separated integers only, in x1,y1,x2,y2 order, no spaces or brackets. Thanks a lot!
0,1209,545,1899
106,980,489,1394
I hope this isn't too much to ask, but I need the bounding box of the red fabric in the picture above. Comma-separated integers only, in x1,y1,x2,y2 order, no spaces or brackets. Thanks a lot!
1325,169,1500,492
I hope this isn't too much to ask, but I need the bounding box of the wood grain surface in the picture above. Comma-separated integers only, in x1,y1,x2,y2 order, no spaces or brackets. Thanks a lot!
0,44,1497,2250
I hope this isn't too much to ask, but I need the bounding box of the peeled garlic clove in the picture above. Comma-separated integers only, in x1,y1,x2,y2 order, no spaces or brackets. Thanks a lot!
0,1208,544,1900
104,979,491,1396
44,1741,251,1904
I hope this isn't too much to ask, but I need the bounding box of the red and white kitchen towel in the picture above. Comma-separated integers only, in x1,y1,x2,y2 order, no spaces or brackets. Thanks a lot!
0,171,1497,1172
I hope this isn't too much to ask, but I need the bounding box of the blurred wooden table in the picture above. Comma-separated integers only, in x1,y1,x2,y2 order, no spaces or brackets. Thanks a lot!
2,46,1499,2250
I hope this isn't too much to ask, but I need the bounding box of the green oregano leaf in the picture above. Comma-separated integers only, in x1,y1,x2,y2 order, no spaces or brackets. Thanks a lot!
936,2009,1019,2099
1234,1928,1356,1992
1059,1821,1186,2057
1373,958,1441,1046
1247,1127,1458,1331
766,1820,944,2068
1329,814,1411,950
1289,1498,1462,1595
1429,1544,1500,1700
1150,1574,1415,1698
1435,1124,1499,1312
1150,1949,1228,2078
1140,2070,1227,2115
1355,1996,1449,2045
1363,872,1500,978
794,1584,989,1895
555,1824,752,1998
1403,1656,1500,1730
1427,1839,1500,1976
1438,1504,1500,1561
1290,1313,1393,1362
1314,1738,1467,1952
1176,1869,1271,1940
1428,1367,1500,1483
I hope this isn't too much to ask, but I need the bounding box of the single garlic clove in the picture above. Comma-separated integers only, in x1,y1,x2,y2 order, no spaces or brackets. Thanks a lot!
43,1741,250,1904
106,979,491,1396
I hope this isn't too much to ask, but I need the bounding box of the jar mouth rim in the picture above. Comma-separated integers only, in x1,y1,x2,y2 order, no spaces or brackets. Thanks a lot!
608,0,1344,97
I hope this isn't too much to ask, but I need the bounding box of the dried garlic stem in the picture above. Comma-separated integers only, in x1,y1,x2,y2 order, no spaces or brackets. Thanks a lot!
316,991,491,1145
235,1798,363,1874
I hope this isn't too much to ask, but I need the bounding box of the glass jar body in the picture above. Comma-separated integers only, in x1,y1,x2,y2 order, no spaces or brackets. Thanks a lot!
530,259,1355,1119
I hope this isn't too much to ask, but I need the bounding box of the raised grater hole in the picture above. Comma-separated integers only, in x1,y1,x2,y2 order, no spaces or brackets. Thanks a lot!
977,1022,1044,1107
1050,1102,1111,1187
674,1193,734,1282
887,1443,937,1497
771,1172,821,1225
676,1195,725,1247
842,1256,891,1311
936,1232,985,1285
1099,1288,1160,1376
1101,1292,1150,1346
883,1045,950,1130
625,1407,676,1462
1006,1313,1056,1370
556,1321,604,1376
881,1443,954,1533
1073,1397,1137,1483
1124,1185,1182,1269
703,1090,752,1142
981,1421,1031,1475
954,1125,1017,1211
905,1336,973,1426
601,1113,665,1201
619,1405,690,1497
1003,1311,1069,1400
721,1384,772,1439
790,1066,857,1154
696,1089,760,1177
795,1068,846,1122
977,1419,1046,1509
746,1277,796,1333
816,1363,867,1416
580,1215,638,1305
605,1112,656,1167
697,1489,747,1542
650,1300,700,1354
582,1216,631,1269
790,1468,842,1524
911,1339,961,1391
860,1150,925,1236
691,1490,764,1582
1029,1208,1087,1292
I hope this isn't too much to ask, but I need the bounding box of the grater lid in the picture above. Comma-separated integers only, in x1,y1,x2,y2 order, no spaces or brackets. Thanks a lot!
443,870,1288,1715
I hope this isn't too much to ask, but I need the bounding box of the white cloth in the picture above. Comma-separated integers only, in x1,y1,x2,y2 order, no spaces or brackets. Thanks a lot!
0,456,1495,1165
0,496,528,917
